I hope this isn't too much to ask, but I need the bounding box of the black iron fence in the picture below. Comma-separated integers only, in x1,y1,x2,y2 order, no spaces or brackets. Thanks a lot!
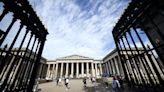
112,0,164,91
0,0,48,91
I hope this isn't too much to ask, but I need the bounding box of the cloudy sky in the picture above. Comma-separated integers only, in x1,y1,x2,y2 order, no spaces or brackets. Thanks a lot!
27,0,131,60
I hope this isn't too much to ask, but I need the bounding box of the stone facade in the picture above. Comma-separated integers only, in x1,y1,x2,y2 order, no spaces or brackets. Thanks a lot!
42,55,103,79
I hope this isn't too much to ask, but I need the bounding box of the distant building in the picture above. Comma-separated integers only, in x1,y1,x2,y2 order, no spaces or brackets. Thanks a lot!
43,55,103,79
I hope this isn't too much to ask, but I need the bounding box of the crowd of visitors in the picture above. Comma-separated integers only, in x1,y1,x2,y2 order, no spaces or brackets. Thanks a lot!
54,76,123,91
103,75,123,92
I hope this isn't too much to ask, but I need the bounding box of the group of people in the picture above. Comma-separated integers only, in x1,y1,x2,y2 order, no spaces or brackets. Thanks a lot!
56,77,70,90
83,77,97,88
55,76,123,91
112,76,123,92
103,75,123,92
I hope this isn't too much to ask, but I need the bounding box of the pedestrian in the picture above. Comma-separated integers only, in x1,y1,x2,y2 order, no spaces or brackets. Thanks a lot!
64,78,69,90
90,77,93,83
117,76,123,91
92,77,97,87
103,76,109,88
83,78,87,87
56,78,59,86
112,76,121,92
59,78,62,86
92,77,96,83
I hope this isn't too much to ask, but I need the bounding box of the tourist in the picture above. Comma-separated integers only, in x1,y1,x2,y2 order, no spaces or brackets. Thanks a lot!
112,76,121,92
103,76,109,88
92,77,97,87
64,78,70,90
117,76,123,91
91,77,93,83
83,78,87,87
56,78,59,86
58,78,62,86
91,77,96,83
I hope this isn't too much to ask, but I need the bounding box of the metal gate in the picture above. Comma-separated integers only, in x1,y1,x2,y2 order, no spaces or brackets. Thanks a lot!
0,0,48,91
112,0,164,91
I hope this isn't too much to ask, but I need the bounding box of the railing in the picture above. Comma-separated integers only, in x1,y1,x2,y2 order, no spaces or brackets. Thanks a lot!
0,0,48,91
112,0,164,91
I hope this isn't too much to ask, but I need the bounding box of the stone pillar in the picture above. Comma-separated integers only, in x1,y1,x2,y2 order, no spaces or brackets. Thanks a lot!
111,59,116,74
95,63,98,77
114,57,120,75
71,63,74,78
91,62,94,77
118,56,124,76
55,63,58,78
46,64,50,79
76,63,79,78
60,63,63,78
99,63,103,76
81,62,84,77
105,62,109,76
86,62,89,77
66,63,69,77
107,61,112,76
52,64,55,79
103,64,106,74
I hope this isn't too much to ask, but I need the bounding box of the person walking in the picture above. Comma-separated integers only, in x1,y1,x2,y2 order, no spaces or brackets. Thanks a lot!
58,78,62,86
117,76,123,91
83,78,87,87
92,77,97,87
112,76,121,92
103,76,109,88
56,78,59,86
64,78,70,90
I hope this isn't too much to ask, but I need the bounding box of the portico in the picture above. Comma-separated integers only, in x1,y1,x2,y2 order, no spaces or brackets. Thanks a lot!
45,55,103,79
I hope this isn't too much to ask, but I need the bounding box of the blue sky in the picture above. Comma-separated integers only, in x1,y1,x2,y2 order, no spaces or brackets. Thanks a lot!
26,0,131,60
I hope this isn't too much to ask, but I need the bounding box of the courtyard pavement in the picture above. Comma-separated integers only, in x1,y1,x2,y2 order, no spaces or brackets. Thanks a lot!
38,79,114,92
38,79,163,92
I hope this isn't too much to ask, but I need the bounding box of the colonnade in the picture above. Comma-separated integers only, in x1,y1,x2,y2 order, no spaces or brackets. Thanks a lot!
103,55,124,77
45,62,103,79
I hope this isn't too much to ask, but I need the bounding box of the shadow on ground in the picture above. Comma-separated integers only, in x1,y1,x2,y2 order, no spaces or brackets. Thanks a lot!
83,83,114,92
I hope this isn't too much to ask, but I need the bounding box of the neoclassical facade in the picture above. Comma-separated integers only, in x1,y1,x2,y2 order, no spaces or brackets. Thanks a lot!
44,55,103,79
103,48,164,86
103,49,124,77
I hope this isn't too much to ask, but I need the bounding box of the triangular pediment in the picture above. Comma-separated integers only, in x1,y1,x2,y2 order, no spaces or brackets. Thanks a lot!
57,55,93,60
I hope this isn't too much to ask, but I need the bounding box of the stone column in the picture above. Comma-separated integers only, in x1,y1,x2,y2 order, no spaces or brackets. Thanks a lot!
105,62,109,76
52,64,55,79
111,59,116,74
60,63,63,78
107,61,112,76
114,57,120,75
55,63,58,78
46,64,50,79
86,62,89,77
81,62,84,77
99,63,103,76
118,56,124,76
66,63,69,77
103,63,107,74
76,63,79,78
95,63,98,77
91,62,94,77
71,63,74,78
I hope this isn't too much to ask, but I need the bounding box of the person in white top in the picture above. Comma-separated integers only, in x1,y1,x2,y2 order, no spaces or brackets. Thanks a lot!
112,76,121,92
64,78,69,90
58,78,62,86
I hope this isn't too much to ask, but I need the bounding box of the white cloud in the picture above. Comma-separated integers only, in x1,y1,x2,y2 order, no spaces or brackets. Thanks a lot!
28,0,131,60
